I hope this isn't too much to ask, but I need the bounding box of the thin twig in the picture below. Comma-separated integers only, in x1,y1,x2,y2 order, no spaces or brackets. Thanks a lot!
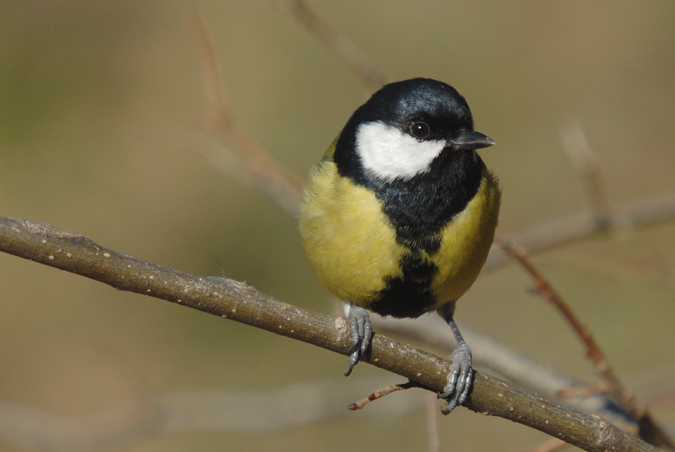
500,239,674,449
270,0,387,91
191,11,232,131
190,12,304,215
558,383,608,398
347,381,420,410
501,241,613,378
560,120,614,230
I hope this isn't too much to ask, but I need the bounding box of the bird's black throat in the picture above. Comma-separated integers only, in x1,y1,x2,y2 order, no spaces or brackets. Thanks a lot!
377,149,484,249
347,147,486,250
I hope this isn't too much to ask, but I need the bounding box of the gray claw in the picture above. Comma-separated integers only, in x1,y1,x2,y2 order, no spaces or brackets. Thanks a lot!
343,304,372,377
438,341,473,414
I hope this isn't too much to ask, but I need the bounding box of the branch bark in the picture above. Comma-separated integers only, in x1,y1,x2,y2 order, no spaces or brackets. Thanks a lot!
0,216,663,452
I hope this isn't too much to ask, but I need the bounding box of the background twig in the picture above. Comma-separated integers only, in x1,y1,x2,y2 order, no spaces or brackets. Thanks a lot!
191,12,304,215
501,241,673,449
485,189,675,271
559,120,614,230
270,0,387,91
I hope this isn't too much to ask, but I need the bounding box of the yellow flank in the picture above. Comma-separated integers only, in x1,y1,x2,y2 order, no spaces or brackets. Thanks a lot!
430,170,500,306
299,159,406,304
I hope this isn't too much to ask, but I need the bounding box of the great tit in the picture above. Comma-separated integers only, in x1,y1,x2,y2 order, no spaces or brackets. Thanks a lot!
299,78,500,414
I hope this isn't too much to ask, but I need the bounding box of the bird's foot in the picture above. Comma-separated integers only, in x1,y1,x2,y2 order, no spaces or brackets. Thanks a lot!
343,304,372,377
438,342,473,414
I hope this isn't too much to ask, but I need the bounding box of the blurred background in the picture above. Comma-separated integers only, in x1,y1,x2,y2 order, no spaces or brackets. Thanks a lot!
0,1,673,451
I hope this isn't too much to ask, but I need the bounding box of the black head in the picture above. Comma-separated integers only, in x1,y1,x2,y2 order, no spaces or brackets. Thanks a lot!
334,78,493,184
354,78,474,137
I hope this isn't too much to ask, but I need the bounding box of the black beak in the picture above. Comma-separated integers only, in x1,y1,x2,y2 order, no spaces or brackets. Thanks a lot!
450,129,495,150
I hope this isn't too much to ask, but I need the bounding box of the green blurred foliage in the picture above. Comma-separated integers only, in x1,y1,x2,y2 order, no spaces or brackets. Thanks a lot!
0,1,673,451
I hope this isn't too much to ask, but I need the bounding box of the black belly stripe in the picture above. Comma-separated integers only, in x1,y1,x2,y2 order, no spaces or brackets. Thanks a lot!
370,252,438,318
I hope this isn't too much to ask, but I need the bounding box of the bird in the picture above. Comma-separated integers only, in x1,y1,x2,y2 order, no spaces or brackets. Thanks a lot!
299,78,500,414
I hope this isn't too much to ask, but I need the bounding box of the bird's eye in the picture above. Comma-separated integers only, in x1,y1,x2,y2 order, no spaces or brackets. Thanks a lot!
408,121,431,140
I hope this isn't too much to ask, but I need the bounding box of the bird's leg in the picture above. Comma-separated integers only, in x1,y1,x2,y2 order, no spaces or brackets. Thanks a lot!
343,302,372,377
437,302,474,414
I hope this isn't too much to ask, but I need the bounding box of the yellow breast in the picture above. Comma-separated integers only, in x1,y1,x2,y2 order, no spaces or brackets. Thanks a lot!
299,160,500,312
299,160,407,303
430,171,500,305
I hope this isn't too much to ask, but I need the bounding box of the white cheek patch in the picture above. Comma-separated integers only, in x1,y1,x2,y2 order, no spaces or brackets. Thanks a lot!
355,121,446,181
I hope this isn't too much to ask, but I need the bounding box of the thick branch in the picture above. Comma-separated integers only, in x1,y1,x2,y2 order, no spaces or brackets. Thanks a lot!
0,216,662,452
